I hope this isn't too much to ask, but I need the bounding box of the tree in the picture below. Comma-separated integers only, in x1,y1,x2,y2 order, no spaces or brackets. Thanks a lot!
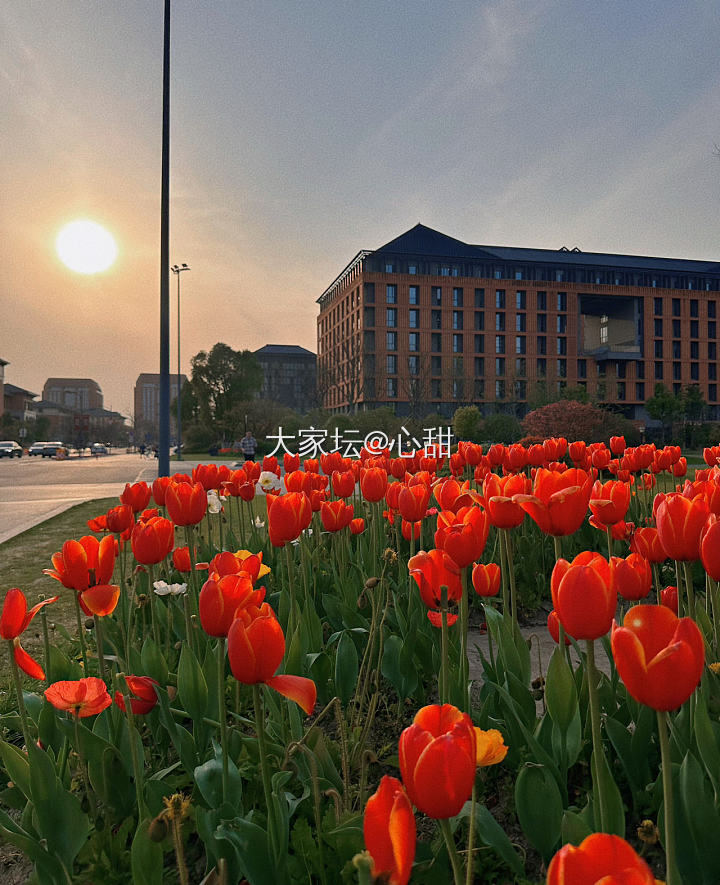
453,406,482,442
645,383,682,444
481,413,522,443
190,343,263,443
522,400,608,442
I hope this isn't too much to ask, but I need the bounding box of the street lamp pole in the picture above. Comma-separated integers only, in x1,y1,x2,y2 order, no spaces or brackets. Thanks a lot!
171,263,190,460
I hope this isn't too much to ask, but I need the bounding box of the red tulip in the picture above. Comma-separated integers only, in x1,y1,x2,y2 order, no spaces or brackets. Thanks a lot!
514,468,592,537
399,704,476,819
568,440,586,464
0,588,58,679
630,526,666,563
547,833,655,884
165,481,208,526
401,519,422,542
610,553,652,601
609,436,626,456
131,517,174,565
655,492,709,561
435,506,489,568
44,677,112,718
120,481,152,513
86,514,108,533
408,549,462,624
45,535,116,591
363,775,415,885
193,463,222,491
398,483,431,523
551,552,615,640
331,469,356,499
106,504,134,534
151,475,172,506
612,604,704,711
172,546,193,572
114,675,160,715
484,473,529,529
350,518,365,535
266,492,312,546
547,610,571,646
471,562,501,597
227,605,316,714
80,584,121,617
199,573,258,637
360,467,388,502
320,500,354,532
588,479,631,527
433,478,480,513
701,514,720,580
284,452,300,473
660,585,679,614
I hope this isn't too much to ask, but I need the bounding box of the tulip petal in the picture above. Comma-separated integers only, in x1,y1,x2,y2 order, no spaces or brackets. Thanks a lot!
14,641,45,681
81,584,120,616
265,674,317,715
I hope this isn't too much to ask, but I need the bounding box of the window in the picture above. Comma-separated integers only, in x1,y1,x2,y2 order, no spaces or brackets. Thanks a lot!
453,311,464,330
408,264,417,275
654,319,663,337
516,290,526,310
495,380,505,399
364,282,375,303
515,380,527,400
386,331,397,351
474,379,485,398
691,299,699,317
636,382,645,400
557,359,567,378
710,342,717,360
453,334,464,353
654,340,663,358
386,308,397,327
385,262,394,273
386,284,397,304
431,355,442,375
364,306,375,327
495,335,505,354
557,315,567,333
617,382,626,401
453,356,464,374
431,379,442,398
600,314,609,344
495,312,505,331
387,378,397,397
515,270,523,280
557,337,567,355
691,341,699,360
673,383,682,396
691,320,699,338
441,266,450,276
432,309,442,329
431,287,442,306
537,291,547,310
710,301,717,319
537,314,547,332
537,358,547,377
409,309,419,328
386,355,397,375
516,313,526,332
431,332,441,352
654,297,663,315
516,357,526,376
672,298,681,317
409,286,419,305
673,341,681,359
636,361,645,379
710,363,717,380
710,321,717,339
691,363,700,381
495,358,505,376
673,319,681,337
495,290,506,309
655,362,663,379
537,335,547,355
597,381,606,399
474,334,484,353
578,359,587,378
453,288,463,307
617,361,626,379
711,384,718,402
409,332,419,352
475,312,484,330
474,288,485,308
557,292,567,311
474,357,485,376
673,363,681,381
407,355,419,376
516,335,526,354
453,379,464,399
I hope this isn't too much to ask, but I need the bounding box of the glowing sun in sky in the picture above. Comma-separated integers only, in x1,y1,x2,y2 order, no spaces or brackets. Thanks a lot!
55,219,118,274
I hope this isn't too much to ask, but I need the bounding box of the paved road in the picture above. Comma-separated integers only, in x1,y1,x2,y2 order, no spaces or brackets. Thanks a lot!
0,452,209,544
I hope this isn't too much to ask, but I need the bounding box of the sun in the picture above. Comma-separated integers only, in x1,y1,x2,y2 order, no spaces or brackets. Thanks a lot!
55,219,118,274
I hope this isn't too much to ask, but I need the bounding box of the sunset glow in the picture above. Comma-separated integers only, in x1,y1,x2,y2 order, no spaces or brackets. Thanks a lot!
55,220,118,275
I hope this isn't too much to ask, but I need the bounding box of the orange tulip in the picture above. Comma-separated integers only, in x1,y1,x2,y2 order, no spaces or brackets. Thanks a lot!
151,475,172,506
80,584,120,617
0,588,58,680
105,504,134,535
547,610,571,646
45,535,116,592
471,562,501,597
701,514,720,580
551,552,615,640
611,604,704,710
165,481,208,526
547,833,655,885
227,605,316,714
193,463,223,491
44,677,112,718
266,492,312,547
363,775,415,885
120,481,152,513
514,468,592,537
435,506,489,568
131,516,175,565
655,492,709,561
283,452,300,473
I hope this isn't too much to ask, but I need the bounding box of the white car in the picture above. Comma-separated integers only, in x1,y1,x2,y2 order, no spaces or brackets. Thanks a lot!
0,441,23,458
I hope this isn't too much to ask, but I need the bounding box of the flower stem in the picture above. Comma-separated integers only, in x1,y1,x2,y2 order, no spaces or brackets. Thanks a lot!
7,641,31,749
117,674,148,820
586,639,608,832
438,818,464,885
465,781,477,885
252,684,280,866
216,639,229,804
440,586,449,704
682,560,696,623
657,709,680,885
72,593,88,672
94,615,107,682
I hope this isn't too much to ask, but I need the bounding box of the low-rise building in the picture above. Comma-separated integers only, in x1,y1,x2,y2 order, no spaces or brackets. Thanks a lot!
254,344,317,413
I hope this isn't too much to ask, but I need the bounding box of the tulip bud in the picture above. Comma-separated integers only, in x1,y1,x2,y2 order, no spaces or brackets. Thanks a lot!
148,815,169,842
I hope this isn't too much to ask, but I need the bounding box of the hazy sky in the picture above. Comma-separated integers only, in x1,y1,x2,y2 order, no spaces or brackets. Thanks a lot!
2,0,719,417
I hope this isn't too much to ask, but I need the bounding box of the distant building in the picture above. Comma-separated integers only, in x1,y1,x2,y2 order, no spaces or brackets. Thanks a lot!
133,373,187,443
0,358,7,421
3,383,38,423
254,344,317,413
33,400,74,441
317,223,720,420
43,378,103,411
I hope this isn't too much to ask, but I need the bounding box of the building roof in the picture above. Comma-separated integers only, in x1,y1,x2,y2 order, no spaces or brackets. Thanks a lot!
374,223,720,274
4,383,37,398
0,358,8,366
44,377,102,391
254,344,316,357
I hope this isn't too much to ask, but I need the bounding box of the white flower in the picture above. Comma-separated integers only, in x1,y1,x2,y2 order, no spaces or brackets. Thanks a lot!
254,515,266,529
257,471,281,494
206,490,224,514
153,581,188,596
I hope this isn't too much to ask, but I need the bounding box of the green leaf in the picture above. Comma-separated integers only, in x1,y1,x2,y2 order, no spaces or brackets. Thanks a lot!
693,690,720,798
45,645,82,683
591,749,625,838
131,817,164,885
216,819,277,885
515,763,563,861
677,750,720,884
545,646,578,733
140,636,169,685
560,809,592,846
334,631,359,708
194,742,243,811
0,806,66,885
474,804,525,876
177,643,208,722
381,635,418,701
0,740,31,800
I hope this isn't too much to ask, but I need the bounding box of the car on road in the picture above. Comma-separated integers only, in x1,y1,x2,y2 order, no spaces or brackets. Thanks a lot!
90,443,109,455
0,441,23,458
40,442,65,458
28,442,50,456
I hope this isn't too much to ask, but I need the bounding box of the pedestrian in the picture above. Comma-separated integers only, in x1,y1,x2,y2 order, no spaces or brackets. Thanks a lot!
240,430,257,461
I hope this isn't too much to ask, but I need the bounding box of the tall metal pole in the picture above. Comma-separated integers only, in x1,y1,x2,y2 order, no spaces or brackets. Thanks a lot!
158,0,171,477
171,264,190,461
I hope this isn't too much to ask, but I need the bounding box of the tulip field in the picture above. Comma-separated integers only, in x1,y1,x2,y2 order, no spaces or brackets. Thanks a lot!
3,436,720,884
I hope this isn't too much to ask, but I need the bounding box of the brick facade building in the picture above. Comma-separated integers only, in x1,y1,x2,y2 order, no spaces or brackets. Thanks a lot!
316,224,720,421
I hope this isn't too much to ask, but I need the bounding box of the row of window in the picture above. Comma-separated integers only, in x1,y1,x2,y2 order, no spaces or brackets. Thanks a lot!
654,297,716,318
653,320,714,338
383,284,566,311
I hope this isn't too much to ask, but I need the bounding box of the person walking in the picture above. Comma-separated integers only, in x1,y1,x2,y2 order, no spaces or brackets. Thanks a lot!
240,430,257,461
